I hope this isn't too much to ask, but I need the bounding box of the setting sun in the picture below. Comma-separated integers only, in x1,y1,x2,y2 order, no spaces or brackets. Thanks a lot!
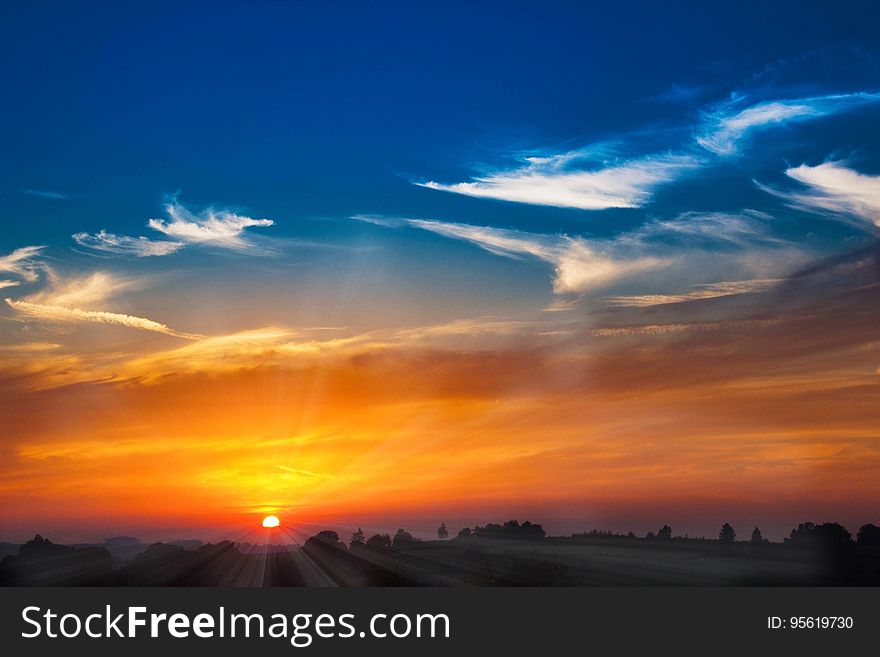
262,515,280,528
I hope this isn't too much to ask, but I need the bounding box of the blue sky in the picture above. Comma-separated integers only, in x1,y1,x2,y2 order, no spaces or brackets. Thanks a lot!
3,1,879,251
2,0,880,340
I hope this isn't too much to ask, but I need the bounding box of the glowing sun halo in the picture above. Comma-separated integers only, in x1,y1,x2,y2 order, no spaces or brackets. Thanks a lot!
262,515,280,528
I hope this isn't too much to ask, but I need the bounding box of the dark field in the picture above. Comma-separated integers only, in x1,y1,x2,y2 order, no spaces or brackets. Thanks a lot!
2,526,878,586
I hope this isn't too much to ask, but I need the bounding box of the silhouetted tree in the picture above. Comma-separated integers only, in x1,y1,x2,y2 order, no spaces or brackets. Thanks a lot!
304,531,346,558
645,532,656,540
437,523,448,540
786,522,852,549
457,527,472,538
473,520,546,540
657,525,672,540
719,523,736,543
351,528,365,546
519,521,546,538
750,527,766,544
857,523,880,546
365,534,392,550
627,532,636,539
392,529,416,548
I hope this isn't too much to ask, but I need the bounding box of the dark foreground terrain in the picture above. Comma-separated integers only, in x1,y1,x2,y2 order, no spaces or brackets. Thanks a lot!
2,521,879,586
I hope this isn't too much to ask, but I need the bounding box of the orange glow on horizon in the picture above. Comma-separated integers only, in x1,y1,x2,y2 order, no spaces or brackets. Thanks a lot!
1,266,878,542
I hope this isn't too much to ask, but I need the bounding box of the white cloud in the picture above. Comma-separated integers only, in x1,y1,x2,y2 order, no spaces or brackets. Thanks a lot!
416,154,699,210
74,200,276,257
771,162,880,229
0,280,20,290
366,217,666,294
73,230,183,257
697,93,880,155
0,245,46,283
4,271,200,339
148,202,274,249
4,298,203,340
414,91,879,210
357,210,806,298
28,271,144,308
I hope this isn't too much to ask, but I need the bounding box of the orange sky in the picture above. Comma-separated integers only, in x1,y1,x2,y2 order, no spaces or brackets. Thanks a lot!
1,245,878,543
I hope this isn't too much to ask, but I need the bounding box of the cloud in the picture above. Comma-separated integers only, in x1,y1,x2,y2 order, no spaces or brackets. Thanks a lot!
0,245,46,283
358,216,666,294
72,230,183,257
26,271,144,308
604,278,782,307
4,298,203,340
591,317,783,337
765,162,880,229
4,271,201,340
357,210,806,298
696,92,880,155
0,280,20,290
24,189,69,200
74,200,276,257
416,153,700,210
414,90,879,211
148,201,274,249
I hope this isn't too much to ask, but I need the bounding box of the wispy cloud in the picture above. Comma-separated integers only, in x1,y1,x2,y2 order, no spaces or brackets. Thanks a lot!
416,153,700,210
356,215,666,294
414,90,879,211
696,92,880,155
148,201,274,249
604,278,782,307
24,189,69,200
591,317,784,337
0,280,21,291
73,230,183,257
0,245,46,283
74,200,276,257
4,299,204,340
4,271,201,339
356,211,806,298
26,271,144,308
761,161,880,229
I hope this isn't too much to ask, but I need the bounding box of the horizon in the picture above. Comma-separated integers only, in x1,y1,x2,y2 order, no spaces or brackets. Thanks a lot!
0,510,871,546
2,1,880,545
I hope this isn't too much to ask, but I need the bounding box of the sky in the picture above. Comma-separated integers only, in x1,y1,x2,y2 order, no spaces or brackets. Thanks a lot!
1,0,879,543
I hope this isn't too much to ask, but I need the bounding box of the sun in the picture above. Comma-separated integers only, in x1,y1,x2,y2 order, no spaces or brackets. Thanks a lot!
262,515,280,528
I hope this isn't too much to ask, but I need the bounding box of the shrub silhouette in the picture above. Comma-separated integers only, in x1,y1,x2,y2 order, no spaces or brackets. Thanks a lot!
856,524,880,546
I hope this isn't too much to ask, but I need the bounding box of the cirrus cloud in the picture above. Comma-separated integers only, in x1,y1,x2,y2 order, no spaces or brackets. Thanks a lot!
0,245,46,283
73,200,276,257
417,153,700,211
73,230,183,257
763,161,880,229
696,92,880,156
